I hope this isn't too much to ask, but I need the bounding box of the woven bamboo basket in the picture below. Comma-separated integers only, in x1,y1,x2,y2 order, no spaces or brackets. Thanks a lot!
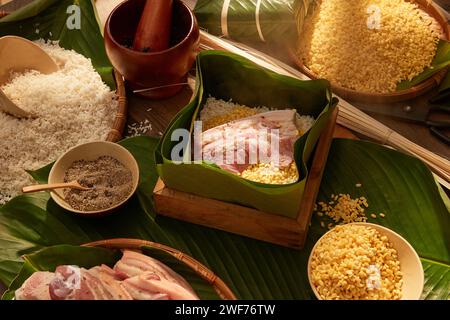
290,0,450,104
0,10,127,142
84,238,237,300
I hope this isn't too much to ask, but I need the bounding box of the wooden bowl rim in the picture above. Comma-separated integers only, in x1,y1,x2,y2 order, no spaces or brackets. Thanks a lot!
105,0,198,57
84,238,237,300
291,0,450,103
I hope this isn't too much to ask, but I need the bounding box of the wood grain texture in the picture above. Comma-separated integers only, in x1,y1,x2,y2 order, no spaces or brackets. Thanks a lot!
154,179,306,247
125,85,193,137
296,107,338,244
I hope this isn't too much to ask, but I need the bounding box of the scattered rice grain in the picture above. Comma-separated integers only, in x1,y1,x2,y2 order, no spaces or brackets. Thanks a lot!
127,119,152,137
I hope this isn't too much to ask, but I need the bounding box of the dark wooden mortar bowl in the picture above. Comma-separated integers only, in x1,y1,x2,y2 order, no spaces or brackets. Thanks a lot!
104,0,200,99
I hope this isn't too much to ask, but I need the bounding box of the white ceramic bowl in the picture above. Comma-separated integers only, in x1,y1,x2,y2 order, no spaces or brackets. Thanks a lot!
48,141,139,216
308,222,424,300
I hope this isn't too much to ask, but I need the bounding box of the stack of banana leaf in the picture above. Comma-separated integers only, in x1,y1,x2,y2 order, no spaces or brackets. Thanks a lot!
193,0,318,44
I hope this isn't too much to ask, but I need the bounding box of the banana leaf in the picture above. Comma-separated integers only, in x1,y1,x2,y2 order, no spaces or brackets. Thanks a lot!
2,244,220,300
0,136,448,299
194,0,317,44
0,0,115,89
156,50,337,218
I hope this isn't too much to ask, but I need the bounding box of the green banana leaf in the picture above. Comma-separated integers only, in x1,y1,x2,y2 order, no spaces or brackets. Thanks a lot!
2,244,221,300
0,136,448,299
0,0,115,89
397,40,450,91
194,0,316,45
157,50,338,218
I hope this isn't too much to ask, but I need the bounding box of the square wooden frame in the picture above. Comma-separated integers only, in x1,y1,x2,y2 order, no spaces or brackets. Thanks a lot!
153,108,338,249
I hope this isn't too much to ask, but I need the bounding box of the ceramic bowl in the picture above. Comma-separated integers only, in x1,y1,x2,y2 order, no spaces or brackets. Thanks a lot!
104,0,200,99
308,222,424,300
48,141,139,216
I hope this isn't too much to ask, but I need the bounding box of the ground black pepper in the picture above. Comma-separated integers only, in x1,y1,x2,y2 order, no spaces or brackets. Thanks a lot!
63,156,133,211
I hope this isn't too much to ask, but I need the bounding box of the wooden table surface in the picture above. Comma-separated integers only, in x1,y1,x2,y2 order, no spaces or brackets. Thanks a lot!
0,0,449,295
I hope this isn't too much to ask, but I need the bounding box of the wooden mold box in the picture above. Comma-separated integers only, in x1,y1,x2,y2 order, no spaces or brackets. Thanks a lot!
153,108,338,250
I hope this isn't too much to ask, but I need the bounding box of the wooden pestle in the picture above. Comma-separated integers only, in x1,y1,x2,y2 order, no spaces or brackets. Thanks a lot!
133,0,173,52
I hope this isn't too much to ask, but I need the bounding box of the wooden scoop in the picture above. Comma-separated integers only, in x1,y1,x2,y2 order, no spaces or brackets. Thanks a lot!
22,180,91,194
0,36,59,118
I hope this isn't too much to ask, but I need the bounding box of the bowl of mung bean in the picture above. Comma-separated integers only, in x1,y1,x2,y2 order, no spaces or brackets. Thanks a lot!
291,0,450,103
308,223,424,300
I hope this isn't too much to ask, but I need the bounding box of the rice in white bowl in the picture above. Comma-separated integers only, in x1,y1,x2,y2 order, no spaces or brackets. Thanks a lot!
0,41,118,204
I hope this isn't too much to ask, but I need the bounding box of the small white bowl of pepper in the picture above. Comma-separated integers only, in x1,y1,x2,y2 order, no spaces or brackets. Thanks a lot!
48,141,140,216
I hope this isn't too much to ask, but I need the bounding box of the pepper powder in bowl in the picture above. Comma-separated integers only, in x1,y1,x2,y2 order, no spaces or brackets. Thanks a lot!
63,156,133,212
48,141,139,216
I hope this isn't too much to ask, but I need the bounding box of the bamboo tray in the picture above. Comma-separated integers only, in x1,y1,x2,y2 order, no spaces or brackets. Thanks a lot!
84,238,237,300
0,10,127,142
290,0,450,104
153,107,338,250
108,69,127,142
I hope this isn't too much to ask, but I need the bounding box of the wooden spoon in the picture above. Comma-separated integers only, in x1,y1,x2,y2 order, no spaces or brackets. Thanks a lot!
22,181,91,194
0,36,59,118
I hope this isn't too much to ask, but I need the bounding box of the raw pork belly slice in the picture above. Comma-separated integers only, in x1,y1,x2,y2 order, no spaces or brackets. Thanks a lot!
15,271,54,300
15,251,198,300
201,110,299,174
49,266,97,300
114,250,195,294
49,265,131,300
122,272,199,300
89,265,132,300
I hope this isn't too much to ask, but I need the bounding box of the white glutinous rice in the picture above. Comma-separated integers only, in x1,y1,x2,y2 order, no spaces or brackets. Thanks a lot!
0,41,118,204
199,97,315,133
198,96,316,185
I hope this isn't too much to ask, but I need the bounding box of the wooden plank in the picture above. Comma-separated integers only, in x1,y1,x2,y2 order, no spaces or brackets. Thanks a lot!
154,179,304,249
295,107,338,246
